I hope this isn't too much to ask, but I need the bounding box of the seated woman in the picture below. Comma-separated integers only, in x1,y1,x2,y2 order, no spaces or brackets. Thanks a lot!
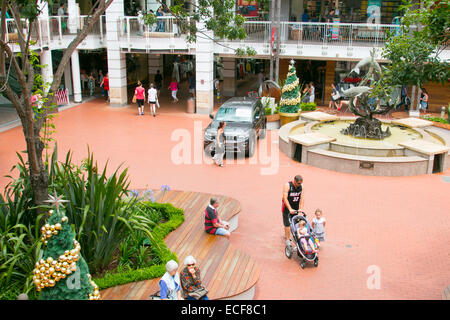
180,256,209,300
297,220,317,253
159,260,181,300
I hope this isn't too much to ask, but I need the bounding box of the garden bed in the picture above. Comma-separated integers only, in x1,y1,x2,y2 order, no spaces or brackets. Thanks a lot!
93,202,184,290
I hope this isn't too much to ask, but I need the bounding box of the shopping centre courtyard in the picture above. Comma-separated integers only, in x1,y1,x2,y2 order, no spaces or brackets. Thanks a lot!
1,98,449,300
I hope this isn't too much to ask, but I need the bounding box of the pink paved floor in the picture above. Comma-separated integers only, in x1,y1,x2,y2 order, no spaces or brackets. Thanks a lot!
1,98,449,300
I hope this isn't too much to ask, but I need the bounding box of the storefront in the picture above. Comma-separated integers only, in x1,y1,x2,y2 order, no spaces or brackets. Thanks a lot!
290,0,403,24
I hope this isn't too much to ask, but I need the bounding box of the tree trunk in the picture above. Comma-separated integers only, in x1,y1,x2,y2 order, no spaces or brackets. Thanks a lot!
410,85,416,111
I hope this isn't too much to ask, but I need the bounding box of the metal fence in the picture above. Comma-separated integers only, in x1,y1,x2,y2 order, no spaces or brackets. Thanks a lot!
226,21,400,47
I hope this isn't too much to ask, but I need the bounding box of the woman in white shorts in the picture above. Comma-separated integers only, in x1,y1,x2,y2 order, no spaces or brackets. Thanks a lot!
147,83,158,117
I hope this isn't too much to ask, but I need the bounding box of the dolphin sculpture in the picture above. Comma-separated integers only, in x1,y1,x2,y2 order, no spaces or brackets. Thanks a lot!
342,86,372,98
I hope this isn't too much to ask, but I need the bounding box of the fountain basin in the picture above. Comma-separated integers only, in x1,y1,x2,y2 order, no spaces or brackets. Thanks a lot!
278,112,450,176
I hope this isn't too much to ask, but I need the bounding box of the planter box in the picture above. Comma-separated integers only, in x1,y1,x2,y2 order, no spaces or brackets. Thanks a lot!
266,113,280,122
279,112,300,126
266,113,280,130
431,121,450,130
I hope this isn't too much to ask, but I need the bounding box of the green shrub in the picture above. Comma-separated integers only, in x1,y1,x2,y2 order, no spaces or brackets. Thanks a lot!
93,202,184,290
421,116,449,124
265,107,272,115
274,105,281,114
0,153,44,300
49,148,156,274
300,102,317,111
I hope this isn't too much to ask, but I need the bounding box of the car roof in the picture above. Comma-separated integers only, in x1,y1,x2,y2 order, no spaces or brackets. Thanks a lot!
221,97,259,109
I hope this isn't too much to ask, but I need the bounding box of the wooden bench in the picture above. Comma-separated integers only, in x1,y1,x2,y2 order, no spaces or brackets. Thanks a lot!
100,189,260,300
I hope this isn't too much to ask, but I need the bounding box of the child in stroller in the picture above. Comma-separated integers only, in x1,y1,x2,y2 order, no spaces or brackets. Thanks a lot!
285,211,319,269
297,220,318,254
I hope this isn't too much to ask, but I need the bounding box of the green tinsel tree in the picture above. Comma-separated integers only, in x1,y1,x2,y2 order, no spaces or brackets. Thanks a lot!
279,60,302,113
32,193,100,300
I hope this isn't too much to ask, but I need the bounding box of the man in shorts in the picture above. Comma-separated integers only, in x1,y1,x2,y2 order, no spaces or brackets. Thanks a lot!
282,175,304,247
204,198,230,239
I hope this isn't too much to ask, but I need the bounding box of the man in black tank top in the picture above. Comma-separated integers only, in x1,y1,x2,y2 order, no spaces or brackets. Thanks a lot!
282,175,304,246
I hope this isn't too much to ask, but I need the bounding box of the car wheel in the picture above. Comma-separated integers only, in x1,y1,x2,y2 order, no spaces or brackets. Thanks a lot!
246,135,256,157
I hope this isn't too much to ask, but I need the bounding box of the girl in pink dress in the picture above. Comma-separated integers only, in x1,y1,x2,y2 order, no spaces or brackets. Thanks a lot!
169,79,178,103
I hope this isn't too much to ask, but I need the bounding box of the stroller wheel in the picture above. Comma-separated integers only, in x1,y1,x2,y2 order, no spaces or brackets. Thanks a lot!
314,257,319,267
300,261,306,269
285,245,293,259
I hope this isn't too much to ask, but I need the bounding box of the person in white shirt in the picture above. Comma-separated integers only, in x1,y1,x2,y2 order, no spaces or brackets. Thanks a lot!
311,208,326,243
147,83,158,117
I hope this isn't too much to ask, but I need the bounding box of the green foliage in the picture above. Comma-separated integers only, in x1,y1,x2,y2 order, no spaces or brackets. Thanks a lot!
93,202,184,290
382,0,450,89
421,116,449,124
274,105,281,114
0,153,44,300
300,102,317,111
48,147,154,274
142,0,256,56
265,107,272,116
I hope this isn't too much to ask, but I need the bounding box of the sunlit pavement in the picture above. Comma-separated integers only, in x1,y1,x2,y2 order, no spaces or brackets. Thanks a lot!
1,98,449,300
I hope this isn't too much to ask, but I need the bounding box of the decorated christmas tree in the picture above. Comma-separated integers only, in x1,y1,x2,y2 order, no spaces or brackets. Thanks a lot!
32,193,100,300
279,60,302,113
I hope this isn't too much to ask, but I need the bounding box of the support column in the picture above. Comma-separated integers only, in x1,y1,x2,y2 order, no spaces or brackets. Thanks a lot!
71,50,82,103
195,22,214,114
40,50,53,91
64,61,73,95
67,0,80,34
38,1,52,92
222,57,236,97
106,0,128,107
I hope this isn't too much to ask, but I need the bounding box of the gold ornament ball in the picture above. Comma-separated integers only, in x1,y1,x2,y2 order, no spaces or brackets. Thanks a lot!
61,216,68,223
64,250,70,256
55,223,62,230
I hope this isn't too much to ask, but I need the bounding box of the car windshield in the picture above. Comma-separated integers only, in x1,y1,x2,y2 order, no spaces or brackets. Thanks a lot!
215,107,252,123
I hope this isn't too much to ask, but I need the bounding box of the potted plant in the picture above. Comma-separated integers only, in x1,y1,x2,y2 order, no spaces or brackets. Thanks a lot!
279,60,303,126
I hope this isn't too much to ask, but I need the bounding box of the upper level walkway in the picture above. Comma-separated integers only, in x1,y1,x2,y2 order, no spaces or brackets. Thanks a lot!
7,15,450,61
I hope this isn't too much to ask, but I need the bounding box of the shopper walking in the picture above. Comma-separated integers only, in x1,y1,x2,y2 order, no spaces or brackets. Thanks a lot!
212,121,226,167
148,83,158,117
135,81,146,116
100,72,109,101
169,79,178,103
88,73,95,96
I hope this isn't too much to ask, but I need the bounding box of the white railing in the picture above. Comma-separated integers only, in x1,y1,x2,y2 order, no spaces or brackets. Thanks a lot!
117,16,188,40
231,21,401,47
4,15,106,50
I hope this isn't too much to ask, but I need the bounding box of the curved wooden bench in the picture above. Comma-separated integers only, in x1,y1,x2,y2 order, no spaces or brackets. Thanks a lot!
100,190,260,300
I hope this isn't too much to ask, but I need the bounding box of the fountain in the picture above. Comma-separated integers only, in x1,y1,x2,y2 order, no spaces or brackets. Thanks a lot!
277,53,450,176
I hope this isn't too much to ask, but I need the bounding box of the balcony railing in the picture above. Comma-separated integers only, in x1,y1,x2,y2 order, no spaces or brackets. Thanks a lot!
4,15,106,47
118,16,189,38
117,17,400,49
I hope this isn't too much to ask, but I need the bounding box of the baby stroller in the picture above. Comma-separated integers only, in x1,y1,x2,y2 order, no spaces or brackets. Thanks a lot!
285,211,319,269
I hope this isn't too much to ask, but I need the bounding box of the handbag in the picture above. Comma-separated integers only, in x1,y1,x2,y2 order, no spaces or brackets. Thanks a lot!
187,287,208,300
132,94,137,103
